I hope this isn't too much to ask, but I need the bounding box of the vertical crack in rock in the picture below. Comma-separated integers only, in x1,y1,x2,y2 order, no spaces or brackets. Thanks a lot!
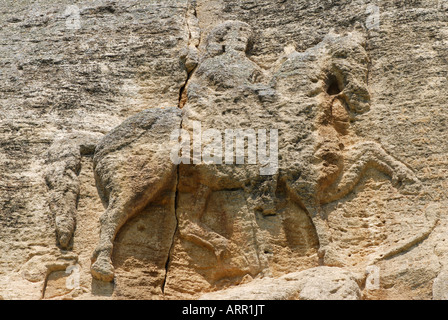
178,64,196,109
163,0,201,292
178,0,200,108
161,163,180,294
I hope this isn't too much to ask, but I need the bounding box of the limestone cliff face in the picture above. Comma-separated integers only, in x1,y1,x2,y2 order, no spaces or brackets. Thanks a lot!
0,0,447,300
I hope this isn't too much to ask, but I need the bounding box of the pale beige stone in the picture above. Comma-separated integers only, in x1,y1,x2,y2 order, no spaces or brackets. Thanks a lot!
199,267,361,300
0,0,447,300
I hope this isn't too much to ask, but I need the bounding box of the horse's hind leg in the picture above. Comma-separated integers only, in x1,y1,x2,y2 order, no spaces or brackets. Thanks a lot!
91,198,129,282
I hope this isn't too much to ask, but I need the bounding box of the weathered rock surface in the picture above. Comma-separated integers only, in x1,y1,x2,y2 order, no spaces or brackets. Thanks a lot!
199,266,361,300
0,0,448,300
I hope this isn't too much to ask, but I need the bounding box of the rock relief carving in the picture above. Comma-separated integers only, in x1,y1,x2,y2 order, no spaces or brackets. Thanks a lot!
44,21,436,284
